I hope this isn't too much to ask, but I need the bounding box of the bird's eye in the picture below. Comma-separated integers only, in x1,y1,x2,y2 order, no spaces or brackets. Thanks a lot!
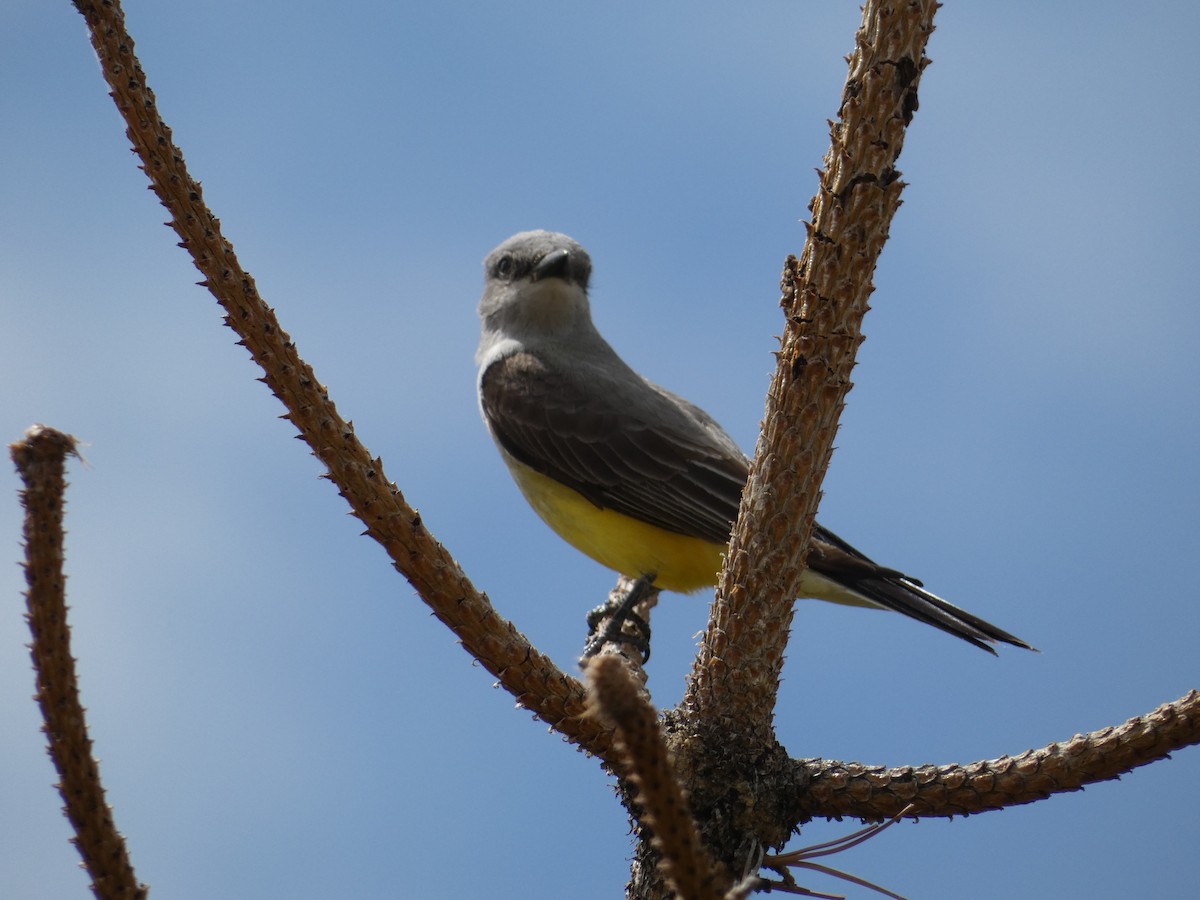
495,255,514,279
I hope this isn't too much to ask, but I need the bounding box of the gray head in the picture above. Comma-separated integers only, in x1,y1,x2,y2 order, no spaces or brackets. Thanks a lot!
484,230,592,293
477,231,597,360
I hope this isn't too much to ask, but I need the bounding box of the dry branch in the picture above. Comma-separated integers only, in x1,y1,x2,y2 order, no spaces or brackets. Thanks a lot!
587,656,727,899
687,0,938,739
12,425,148,900
69,0,613,761
794,690,1200,820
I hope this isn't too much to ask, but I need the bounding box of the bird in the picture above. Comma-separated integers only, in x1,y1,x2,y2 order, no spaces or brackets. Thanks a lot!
475,230,1032,653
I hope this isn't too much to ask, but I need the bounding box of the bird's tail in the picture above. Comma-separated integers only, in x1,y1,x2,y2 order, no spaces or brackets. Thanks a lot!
805,525,1035,654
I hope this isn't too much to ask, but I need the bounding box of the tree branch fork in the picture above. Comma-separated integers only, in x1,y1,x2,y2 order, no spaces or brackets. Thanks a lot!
20,1,1198,897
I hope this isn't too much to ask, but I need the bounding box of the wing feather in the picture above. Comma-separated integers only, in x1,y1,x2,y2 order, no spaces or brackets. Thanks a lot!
480,351,745,545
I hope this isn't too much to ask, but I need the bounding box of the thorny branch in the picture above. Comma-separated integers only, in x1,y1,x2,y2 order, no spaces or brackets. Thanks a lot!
70,0,612,760
12,426,148,900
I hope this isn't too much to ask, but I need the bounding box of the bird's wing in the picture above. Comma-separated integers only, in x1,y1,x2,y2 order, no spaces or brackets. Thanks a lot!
480,351,746,545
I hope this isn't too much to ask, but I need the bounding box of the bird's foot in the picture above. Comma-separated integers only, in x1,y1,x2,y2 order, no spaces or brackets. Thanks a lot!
582,574,657,663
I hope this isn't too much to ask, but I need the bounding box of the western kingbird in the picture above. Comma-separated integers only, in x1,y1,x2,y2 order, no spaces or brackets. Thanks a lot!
476,230,1031,653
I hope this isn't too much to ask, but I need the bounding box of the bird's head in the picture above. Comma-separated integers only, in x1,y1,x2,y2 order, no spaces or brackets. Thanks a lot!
477,231,595,350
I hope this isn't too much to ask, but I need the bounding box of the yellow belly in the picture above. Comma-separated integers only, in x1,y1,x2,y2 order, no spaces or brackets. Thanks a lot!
506,458,725,593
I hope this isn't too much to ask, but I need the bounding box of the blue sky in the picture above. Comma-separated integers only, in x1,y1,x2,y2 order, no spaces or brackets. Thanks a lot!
3,2,1198,898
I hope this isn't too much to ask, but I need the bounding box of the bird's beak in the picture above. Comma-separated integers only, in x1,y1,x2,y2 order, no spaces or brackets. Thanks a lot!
531,248,571,283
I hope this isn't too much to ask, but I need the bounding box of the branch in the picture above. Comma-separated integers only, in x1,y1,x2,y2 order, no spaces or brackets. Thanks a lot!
69,0,611,759
586,656,727,899
687,0,939,735
792,690,1200,820
11,425,148,900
